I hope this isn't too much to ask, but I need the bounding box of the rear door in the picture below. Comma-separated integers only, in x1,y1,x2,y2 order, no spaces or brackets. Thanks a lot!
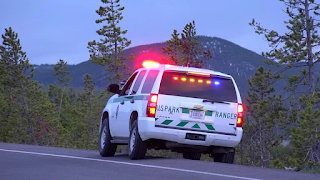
155,70,239,135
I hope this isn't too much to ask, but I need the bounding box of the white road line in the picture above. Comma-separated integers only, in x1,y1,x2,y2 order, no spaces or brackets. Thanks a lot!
0,148,262,180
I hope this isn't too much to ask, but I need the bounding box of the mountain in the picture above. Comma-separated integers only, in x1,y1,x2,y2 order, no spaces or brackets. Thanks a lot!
32,36,276,96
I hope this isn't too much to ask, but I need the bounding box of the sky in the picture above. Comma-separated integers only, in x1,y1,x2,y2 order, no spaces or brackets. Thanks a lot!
0,0,289,65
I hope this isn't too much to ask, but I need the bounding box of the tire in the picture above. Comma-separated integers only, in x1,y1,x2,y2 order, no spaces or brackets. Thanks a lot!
213,151,235,164
128,120,147,160
98,118,117,157
183,152,202,160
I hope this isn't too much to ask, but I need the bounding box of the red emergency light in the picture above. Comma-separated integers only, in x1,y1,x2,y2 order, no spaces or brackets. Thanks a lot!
142,60,160,68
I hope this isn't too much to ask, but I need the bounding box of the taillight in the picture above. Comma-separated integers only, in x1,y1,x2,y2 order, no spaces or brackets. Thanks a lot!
237,103,244,127
146,94,158,117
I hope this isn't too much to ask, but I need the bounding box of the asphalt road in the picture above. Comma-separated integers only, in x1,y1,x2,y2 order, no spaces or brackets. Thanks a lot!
0,143,319,180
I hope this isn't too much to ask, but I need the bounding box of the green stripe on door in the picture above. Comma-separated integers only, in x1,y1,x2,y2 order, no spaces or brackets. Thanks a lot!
112,95,148,103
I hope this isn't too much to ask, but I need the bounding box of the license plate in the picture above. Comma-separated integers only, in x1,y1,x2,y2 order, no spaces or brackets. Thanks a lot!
189,110,205,120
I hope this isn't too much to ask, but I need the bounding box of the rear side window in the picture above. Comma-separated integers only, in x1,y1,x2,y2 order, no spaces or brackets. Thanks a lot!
141,70,160,93
158,71,238,103
131,70,146,95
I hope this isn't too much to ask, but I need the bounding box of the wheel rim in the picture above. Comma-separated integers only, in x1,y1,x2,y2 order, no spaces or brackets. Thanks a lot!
100,126,107,148
130,128,137,152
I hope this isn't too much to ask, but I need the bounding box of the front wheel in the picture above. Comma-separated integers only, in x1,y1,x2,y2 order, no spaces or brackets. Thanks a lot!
128,121,147,160
98,119,117,157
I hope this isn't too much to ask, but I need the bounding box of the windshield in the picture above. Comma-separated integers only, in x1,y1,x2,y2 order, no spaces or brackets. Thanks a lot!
158,71,238,103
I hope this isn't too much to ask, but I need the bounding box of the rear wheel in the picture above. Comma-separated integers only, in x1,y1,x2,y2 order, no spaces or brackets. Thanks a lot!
183,152,202,160
128,120,147,160
213,151,235,164
98,119,117,157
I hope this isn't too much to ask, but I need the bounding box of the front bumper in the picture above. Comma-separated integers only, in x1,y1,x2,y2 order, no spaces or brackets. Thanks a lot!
138,117,243,148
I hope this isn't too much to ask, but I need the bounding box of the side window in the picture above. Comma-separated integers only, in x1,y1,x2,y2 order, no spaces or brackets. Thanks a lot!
141,70,160,93
119,72,138,96
131,70,146,95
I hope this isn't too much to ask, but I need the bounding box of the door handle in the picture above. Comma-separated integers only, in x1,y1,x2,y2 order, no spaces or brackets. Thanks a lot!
130,99,134,103
120,101,124,105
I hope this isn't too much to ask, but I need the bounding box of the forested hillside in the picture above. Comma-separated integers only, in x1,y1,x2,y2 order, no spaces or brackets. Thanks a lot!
32,36,269,95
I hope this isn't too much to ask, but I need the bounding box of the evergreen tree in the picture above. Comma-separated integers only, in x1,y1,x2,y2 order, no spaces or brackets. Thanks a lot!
290,94,320,169
53,59,71,125
0,27,37,144
88,0,133,84
162,21,212,68
0,27,59,145
161,30,182,65
242,67,286,167
250,0,320,170
76,73,101,149
249,0,320,94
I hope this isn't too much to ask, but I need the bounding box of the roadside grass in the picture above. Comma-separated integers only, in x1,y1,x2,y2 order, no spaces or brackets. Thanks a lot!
301,168,320,174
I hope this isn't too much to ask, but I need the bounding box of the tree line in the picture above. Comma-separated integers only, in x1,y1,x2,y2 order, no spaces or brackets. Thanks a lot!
0,0,319,173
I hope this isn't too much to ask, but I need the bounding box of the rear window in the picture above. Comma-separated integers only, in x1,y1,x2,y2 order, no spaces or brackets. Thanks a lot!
158,71,238,103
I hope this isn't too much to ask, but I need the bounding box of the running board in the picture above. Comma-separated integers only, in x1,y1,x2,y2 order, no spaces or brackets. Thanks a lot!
110,139,128,145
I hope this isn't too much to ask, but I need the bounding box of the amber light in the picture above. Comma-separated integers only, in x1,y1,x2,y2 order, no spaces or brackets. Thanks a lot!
198,79,203,83
190,78,195,82
181,77,187,81
150,107,156,115
206,80,212,84
237,118,242,125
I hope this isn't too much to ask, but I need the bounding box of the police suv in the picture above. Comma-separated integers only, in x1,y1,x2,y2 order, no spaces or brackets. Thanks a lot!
98,61,244,163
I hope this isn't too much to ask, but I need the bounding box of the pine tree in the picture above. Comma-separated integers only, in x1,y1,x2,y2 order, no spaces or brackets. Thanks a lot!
0,27,36,144
76,73,101,149
53,59,71,125
290,94,320,169
0,27,48,144
162,21,212,68
243,67,286,167
88,0,133,84
250,0,320,170
161,30,182,65
249,0,320,94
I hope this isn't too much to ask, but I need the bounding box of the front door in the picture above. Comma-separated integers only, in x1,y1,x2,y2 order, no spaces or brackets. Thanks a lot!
114,72,138,138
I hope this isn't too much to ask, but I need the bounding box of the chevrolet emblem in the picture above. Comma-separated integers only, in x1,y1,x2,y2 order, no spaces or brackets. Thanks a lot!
194,105,204,109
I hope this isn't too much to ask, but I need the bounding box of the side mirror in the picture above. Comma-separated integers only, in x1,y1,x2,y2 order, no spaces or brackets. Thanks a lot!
107,84,120,94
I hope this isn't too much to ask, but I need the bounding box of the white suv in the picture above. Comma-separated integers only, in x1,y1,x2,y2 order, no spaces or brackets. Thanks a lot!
98,61,244,163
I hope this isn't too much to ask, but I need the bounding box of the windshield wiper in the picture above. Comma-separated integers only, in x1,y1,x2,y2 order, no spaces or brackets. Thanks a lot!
202,99,230,104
